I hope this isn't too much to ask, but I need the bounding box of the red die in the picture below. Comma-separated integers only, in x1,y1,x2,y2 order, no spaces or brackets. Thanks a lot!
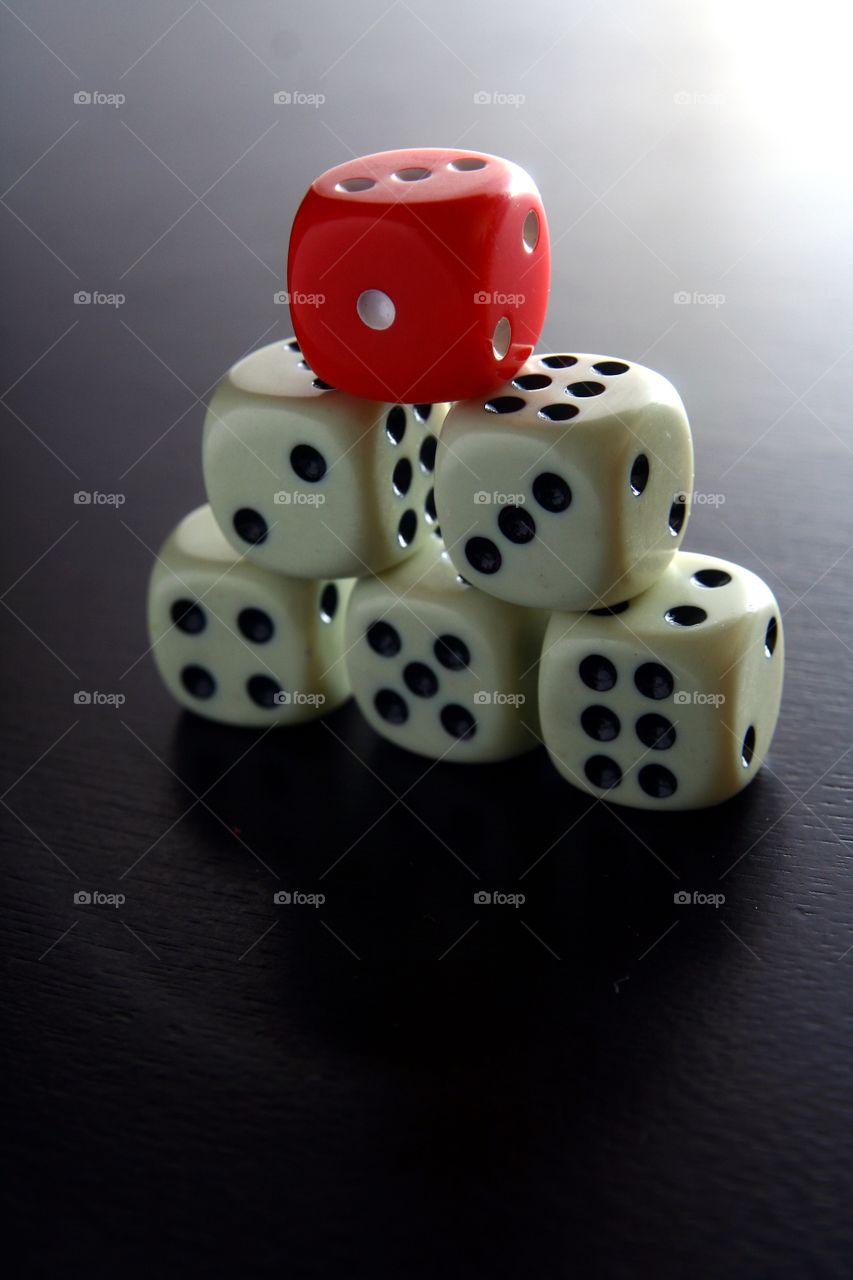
286,148,550,404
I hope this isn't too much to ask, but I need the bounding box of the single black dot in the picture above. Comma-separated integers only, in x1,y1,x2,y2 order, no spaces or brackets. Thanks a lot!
566,380,606,397
434,527,443,540
669,496,687,535
465,536,502,574
581,705,621,742
286,339,300,352
413,404,432,422
181,664,215,699
532,472,572,512
456,573,469,585
319,583,338,622
638,764,677,799
385,406,407,444
440,704,476,740
579,654,617,692
765,616,779,657
238,607,274,643
693,568,732,588
498,504,536,543
592,360,630,375
419,435,437,472
538,403,579,422
634,663,673,700
589,601,629,616
398,510,417,547
375,688,408,725
541,354,578,369
290,444,327,483
435,634,470,670
630,454,649,496
392,457,413,496
665,605,707,627
584,755,622,789
513,373,552,391
312,378,334,391
367,621,401,657
424,488,437,522
636,713,676,750
233,507,268,546
484,395,525,414
404,662,438,697
247,674,283,709
297,359,311,370
171,599,205,634
741,725,756,767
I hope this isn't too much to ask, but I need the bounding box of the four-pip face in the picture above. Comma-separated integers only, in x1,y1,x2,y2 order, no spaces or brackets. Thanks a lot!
287,148,550,403
435,352,694,611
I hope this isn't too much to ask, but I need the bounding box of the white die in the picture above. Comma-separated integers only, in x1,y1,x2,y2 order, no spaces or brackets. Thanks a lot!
148,505,354,727
539,551,784,810
345,539,549,762
435,352,693,610
202,338,448,579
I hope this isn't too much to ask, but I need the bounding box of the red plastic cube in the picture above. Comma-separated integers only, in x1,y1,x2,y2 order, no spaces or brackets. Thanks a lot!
286,148,550,404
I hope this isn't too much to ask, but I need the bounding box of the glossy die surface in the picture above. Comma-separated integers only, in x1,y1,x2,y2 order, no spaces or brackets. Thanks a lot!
148,505,354,727
202,339,447,579
435,352,694,611
539,552,784,810
287,148,550,403
345,540,549,763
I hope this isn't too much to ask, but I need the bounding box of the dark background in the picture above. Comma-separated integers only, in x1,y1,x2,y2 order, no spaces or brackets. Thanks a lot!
2,1,851,1276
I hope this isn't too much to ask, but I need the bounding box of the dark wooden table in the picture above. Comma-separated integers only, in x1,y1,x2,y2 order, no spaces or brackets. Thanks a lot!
3,2,851,1275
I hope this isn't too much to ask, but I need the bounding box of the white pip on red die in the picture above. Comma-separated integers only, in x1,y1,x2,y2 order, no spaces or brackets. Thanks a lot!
202,339,448,579
345,539,549,762
539,552,784,810
435,352,693,611
147,505,354,727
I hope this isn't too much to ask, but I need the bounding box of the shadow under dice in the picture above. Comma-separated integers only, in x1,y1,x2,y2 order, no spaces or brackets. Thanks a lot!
345,542,549,763
202,338,447,579
435,353,694,611
539,552,784,810
147,505,354,727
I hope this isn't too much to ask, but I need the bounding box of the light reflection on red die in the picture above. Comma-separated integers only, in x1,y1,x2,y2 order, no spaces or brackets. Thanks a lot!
286,148,550,404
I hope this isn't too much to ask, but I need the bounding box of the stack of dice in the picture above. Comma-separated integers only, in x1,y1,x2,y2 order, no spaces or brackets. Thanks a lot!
147,148,784,811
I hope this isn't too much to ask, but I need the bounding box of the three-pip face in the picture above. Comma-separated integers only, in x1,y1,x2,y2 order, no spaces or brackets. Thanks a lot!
436,352,694,611
202,338,447,579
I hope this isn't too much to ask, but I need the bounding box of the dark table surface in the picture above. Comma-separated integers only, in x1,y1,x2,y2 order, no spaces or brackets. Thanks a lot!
3,2,851,1276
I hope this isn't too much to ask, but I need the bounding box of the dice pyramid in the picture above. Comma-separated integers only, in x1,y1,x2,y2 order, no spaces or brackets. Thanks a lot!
147,147,784,811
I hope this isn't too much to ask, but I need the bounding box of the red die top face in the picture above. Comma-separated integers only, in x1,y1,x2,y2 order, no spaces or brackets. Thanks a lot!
287,148,550,404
